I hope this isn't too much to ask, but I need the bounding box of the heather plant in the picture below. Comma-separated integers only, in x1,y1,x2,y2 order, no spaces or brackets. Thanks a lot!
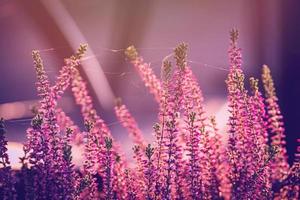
0,118,16,200
0,30,299,200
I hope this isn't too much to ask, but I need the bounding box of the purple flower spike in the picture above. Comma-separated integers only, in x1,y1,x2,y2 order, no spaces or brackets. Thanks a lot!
0,118,16,200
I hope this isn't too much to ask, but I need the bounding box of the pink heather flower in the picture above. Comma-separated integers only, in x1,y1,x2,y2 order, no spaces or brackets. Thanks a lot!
181,67,206,124
22,45,86,198
161,57,185,199
71,67,111,141
51,45,87,147
295,138,300,162
61,128,77,199
262,64,290,182
244,78,272,199
152,124,164,199
273,161,300,200
3,33,300,200
131,145,147,199
124,47,170,199
20,114,47,199
114,99,146,149
124,169,138,200
179,52,225,199
70,66,110,169
287,162,300,198
24,50,77,199
112,154,129,200
125,45,162,103
143,144,156,200
0,118,16,200
177,43,205,198
199,125,216,199
289,139,300,199
22,49,87,200
249,78,269,145
52,44,88,101
23,114,47,199
81,121,100,199
153,80,169,199
71,65,128,196
55,108,83,145
209,117,231,200
70,64,126,153
0,118,11,169
51,45,87,146
124,46,170,198
226,29,257,199
31,50,63,199
296,138,300,162
73,173,97,200
183,111,202,199
103,137,114,200
32,50,52,103
201,117,222,199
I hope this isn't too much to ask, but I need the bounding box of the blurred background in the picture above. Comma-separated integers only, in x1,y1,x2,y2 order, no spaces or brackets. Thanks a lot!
0,0,299,168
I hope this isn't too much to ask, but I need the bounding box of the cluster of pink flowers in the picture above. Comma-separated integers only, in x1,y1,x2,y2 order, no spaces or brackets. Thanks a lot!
0,118,16,199
0,30,299,200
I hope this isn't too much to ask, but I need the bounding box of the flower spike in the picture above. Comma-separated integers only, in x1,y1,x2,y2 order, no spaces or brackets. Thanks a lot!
0,118,16,200
114,98,146,149
261,65,289,182
125,45,162,103
174,42,188,70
